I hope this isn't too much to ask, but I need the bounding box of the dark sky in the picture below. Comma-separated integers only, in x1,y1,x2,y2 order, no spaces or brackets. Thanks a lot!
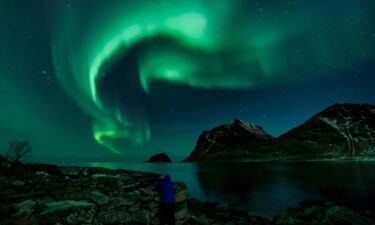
0,0,374,162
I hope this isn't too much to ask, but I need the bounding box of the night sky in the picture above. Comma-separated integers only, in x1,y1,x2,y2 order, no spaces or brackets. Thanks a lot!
1,0,374,162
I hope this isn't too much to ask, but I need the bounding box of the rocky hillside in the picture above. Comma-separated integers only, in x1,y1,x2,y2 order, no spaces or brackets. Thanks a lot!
184,119,273,161
185,104,375,161
275,103,375,159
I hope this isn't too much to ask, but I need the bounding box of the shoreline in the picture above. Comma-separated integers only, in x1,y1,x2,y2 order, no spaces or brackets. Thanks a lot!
183,156,375,163
1,156,374,225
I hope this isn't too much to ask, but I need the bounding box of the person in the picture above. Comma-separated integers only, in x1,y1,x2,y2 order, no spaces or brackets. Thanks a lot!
155,175,175,225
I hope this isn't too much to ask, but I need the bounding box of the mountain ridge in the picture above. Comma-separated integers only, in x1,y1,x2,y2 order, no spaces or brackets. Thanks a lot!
185,103,375,161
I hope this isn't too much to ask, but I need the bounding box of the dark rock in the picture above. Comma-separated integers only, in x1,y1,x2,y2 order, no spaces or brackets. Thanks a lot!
187,198,273,225
191,214,210,225
0,205,16,219
275,207,307,225
0,155,12,169
274,201,375,225
90,191,109,205
132,210,150,224
38,200,96,225
26,163,63,176
108,196,135,206
97,210,132,224
12,180,25,187
323,205,374,225
174,183,188,224
147,153,172,162
13,199,36,219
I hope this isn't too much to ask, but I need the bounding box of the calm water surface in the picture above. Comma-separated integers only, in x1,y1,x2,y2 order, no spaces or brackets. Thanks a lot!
81,162,375,217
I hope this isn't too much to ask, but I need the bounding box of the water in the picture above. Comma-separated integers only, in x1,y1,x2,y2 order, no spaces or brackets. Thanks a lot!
82,161,375,217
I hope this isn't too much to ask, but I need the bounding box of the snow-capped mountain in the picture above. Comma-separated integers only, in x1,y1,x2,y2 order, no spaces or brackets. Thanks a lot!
184,119,273,161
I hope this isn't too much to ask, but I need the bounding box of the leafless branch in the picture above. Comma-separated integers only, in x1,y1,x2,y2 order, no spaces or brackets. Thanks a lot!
5,140,32,163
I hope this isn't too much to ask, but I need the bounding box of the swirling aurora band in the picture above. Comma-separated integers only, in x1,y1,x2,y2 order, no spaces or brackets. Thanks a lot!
50,0,373,154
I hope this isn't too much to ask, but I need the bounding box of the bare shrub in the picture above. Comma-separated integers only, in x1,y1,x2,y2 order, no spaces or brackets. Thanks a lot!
5,140,32,163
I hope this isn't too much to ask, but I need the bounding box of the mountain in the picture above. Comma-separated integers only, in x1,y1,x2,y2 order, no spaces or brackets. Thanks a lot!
275,103,375,159
184,119,273,161
184,104,375,161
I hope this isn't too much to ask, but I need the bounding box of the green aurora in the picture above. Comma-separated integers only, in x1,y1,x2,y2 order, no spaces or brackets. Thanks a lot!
49,0,374,155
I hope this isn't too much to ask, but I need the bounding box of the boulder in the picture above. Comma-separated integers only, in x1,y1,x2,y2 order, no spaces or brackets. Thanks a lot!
97,210,132,224
38,200,96,225
132,210,150,224
90,191,109,205
12,180,25,187
191,215,210,225
108,197,135,206
13,199,36,219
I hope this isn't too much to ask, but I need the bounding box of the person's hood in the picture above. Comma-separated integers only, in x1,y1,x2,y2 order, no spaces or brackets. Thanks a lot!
164,175,171,182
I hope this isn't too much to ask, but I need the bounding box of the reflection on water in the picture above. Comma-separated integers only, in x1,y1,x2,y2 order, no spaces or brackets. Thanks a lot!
83,162,375,217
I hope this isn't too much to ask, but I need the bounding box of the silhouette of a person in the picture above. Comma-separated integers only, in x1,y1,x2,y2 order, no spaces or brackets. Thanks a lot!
155,175,175,225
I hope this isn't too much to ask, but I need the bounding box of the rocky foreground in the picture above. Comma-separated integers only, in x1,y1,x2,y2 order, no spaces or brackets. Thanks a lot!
1,156,374,225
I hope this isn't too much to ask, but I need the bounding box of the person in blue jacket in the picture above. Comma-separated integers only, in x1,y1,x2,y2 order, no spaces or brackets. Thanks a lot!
155,175,175,225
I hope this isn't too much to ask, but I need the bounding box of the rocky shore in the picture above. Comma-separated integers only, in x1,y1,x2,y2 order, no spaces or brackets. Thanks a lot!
1,156,374,225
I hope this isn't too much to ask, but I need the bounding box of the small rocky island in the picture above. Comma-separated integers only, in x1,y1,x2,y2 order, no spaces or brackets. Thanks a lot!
1,155,374,225
185,104,375,161
146,153,172,162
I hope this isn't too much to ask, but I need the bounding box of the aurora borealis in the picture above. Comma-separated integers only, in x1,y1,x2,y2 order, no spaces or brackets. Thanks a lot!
1,0,375,161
